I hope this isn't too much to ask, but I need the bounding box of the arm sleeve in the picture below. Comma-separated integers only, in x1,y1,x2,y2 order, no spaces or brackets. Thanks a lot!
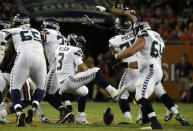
73,49,84,65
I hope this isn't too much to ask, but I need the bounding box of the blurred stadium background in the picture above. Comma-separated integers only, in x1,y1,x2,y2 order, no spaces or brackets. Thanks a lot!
1,0,193,102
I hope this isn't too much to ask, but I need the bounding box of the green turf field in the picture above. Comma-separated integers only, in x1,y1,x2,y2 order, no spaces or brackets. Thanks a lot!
0,102,193,131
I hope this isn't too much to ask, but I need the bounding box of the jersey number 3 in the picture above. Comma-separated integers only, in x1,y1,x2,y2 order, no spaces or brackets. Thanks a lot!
57,52,64,70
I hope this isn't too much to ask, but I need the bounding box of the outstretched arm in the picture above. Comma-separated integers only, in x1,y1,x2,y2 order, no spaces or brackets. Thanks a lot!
115,37,145,60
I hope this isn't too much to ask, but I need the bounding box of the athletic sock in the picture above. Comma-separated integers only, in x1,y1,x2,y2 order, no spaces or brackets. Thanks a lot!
44,94,63,110
32,88,44,103
170,106,179,115
78,96,87,113
11,89,21,107
160,94,175,110
118,99,130,112
96,69,110,88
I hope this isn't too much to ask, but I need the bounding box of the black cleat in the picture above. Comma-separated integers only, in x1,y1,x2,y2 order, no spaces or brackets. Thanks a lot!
16,112,26,127
57,107,74,123
25,109,35,124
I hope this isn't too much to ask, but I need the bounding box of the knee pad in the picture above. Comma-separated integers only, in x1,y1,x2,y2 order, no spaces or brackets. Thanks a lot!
79,86,88,96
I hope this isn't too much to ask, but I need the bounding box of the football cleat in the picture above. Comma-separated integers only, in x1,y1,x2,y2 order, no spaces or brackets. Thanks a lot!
116,118,132,124
0,110,7,124
40,115,50,123
175,113,190,126
25,108,36,124
57,107,74,123
164,105,178,121
110,86,126,101
16,112,26,127
75,114,92,124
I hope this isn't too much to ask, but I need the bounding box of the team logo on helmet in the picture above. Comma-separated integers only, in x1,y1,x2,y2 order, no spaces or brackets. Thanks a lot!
42,18,60,31
13,13,30,27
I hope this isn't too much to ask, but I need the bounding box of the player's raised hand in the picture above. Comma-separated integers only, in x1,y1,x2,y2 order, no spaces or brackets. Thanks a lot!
96,6,107,12
81,15,94,26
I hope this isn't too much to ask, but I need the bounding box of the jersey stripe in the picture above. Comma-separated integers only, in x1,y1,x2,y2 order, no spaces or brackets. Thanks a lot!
142,64,154,97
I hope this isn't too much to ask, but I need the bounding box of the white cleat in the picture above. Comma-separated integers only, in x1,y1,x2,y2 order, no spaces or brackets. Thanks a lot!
164,105,178,121
110,86,127,101
0,110,7,124
75,114,92,124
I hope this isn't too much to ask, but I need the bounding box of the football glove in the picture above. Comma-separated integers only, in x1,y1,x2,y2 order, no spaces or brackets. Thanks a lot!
81,15,94,26
103,54,115,61
112,62,128,70
96,6,110,12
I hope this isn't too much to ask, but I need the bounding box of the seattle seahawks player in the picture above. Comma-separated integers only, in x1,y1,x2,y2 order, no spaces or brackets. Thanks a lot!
55,33,126,123
109,16,137,124
4,13,47,126
0,18,10,103
41,18,74,123
108,21,190,129
56,33,125,100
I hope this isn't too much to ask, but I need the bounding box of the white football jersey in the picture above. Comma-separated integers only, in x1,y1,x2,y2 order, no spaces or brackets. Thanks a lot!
43,29,67,66
55,45,83,83
136,30,165,68
109,30,137,62
6,26,43,53
0,31,6,52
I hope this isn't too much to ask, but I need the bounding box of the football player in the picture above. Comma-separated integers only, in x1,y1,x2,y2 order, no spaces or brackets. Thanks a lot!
41,18,74,123
108,16,136,124
107,21,190,129
3,13,47,126
55,33,126,123
0,18,10,103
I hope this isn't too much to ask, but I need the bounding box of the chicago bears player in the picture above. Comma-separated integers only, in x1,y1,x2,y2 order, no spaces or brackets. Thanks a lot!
108,21,190,129
41,18,74,123
3,13,47,126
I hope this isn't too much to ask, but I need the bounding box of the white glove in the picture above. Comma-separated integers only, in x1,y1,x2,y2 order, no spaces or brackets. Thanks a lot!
96,6,107,12
81,15,94,26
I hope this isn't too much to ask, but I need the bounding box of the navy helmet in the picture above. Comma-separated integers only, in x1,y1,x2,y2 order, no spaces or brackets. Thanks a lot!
67,33,86,47
115,16,132,34
13,13,30,27
42,18,60,31
0,18,11,30
133,21,151,35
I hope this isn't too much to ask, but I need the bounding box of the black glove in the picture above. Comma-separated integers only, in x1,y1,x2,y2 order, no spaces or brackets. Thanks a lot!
103,54,115,61
112,62,128,70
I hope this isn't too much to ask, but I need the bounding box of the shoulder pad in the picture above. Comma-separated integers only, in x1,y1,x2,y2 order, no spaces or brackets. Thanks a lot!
74,49,83,57
137,30,148,38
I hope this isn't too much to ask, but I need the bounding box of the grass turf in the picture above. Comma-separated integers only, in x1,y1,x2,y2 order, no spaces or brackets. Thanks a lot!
0,102,193,131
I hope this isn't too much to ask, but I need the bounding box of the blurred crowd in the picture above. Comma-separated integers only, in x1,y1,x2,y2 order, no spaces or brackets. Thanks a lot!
130,0,193,44
1,0,193,45
0,0,193,101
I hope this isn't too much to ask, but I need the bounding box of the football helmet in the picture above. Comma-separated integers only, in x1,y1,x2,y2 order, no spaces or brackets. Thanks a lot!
115,16,132,35
13,13,30,27
133,21,151,35
41,18,60,31
0,18,11,30
67,33,86,47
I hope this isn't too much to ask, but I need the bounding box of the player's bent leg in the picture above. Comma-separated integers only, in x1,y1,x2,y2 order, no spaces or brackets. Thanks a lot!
136,65,162,129
117,90,132,124
27,53,47,124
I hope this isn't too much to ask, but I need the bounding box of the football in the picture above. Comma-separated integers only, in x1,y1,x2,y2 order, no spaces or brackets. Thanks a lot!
103,107,114,126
